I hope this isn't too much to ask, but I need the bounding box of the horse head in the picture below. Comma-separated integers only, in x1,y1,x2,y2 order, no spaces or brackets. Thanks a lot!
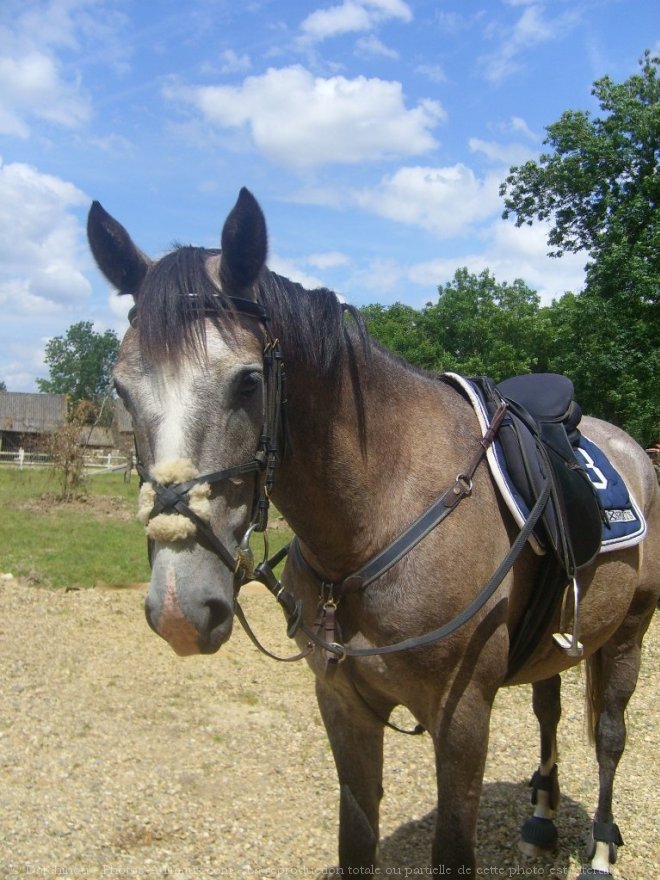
87,189,272,655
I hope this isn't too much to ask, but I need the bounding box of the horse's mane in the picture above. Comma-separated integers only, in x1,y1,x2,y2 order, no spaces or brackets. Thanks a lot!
134,245,368,383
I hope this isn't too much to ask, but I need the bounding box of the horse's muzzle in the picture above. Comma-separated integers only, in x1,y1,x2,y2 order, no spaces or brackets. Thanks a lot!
144,563,234,655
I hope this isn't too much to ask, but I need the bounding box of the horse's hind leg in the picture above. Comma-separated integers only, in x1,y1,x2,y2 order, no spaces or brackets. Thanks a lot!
578,594,657,880
315,676,386,872
520,674,562,857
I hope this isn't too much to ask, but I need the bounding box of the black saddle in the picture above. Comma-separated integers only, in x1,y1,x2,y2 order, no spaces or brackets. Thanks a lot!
474,373,603,576
458,373,605,677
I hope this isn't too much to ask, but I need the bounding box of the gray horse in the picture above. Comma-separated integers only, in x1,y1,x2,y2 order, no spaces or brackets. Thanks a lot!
88,188,660,878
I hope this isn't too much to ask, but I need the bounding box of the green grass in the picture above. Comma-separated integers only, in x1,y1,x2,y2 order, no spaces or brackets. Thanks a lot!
0,467,293,590
0,469,150,588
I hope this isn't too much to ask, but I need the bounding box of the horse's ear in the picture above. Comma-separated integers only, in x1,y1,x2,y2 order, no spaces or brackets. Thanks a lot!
220,188,268,296
87,201,150,296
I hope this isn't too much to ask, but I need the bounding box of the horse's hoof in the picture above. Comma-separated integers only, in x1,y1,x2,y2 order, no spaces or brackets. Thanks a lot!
519,840,545,858
519,816,558,854
576,870,612,880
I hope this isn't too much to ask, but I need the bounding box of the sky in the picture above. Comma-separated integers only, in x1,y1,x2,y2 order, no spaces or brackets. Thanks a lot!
0,0,657,392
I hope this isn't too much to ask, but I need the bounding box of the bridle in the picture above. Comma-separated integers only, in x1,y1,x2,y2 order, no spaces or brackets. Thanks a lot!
131,293,286,582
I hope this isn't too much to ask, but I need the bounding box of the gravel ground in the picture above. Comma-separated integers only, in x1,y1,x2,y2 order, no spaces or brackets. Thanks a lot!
0,577,657,880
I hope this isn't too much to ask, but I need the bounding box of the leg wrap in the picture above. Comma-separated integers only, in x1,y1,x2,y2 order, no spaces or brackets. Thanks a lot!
586,821,624,863
520,816,558,850
520,764,559,851
529,764,559,810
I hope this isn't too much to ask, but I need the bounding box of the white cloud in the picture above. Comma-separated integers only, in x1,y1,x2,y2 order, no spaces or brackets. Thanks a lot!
300,0,412,44
415,63,448,84
480,4,579,83
355,34,399,59
349,257,404,297
268,255,326,290
0,159,91,311
0,340,49,392
306,251,351,270
407,219,586,304
509,115,539,141
163,66,444,170
0,0,100,138
0,50,90,136
468,137,534,166
219,49,252,74
354,164,502,238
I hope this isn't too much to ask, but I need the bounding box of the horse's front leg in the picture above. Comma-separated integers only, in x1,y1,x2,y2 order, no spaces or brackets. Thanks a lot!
520,674,562,856
315,674,386,872
430,678,496,875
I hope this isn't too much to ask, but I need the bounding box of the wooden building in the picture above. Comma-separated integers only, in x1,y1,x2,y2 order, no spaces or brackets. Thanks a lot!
0,392,133,454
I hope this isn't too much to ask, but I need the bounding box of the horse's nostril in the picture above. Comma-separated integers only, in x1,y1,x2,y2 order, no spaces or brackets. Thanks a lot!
144,595,159,634
198,597,234,654
204,597,233,638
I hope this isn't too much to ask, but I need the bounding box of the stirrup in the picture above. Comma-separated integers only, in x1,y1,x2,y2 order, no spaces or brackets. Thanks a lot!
553,577,583,657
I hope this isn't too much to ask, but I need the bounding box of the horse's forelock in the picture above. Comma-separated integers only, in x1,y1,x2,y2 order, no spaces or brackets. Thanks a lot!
135,246,230,364
131,244,368,378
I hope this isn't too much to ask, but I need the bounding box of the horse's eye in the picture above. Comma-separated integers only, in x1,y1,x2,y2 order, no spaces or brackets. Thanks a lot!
238,370,262,400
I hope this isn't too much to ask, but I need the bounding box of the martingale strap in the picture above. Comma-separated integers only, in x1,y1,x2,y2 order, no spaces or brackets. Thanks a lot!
249,474,552,664
247,401,556,663
298,478,551,661
315,401,509,599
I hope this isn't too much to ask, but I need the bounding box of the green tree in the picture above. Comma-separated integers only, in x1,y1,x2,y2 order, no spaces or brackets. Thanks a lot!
500,52,659,445
361,302,440,368
544,292,659,446
37,321,120,412
362,268,551,381
500,51,659,305
424,269,550,379
0,379,6,391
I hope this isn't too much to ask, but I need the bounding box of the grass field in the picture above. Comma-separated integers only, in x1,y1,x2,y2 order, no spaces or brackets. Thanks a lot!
0,467,292,589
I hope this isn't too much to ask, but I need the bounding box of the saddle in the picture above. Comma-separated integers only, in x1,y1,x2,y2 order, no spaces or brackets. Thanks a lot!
473,372,603,575
445,372,605,676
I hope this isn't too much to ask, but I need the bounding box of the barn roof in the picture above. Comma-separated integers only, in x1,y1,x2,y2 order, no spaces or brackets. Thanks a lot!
0,392,67,433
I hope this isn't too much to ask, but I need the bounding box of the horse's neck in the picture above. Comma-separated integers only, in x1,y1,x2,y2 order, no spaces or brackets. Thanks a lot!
273,343,468,580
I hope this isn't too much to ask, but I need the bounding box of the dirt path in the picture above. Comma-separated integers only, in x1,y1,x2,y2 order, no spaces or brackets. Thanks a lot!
0,579,658,879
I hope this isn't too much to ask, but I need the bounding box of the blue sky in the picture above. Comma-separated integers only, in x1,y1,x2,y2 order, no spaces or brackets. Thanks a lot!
0,0,657,392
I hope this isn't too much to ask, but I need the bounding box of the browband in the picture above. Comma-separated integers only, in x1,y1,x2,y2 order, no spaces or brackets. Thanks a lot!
127,294,269,328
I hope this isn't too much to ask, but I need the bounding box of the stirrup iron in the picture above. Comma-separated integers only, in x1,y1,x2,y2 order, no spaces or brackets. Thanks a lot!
553,577,583,657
